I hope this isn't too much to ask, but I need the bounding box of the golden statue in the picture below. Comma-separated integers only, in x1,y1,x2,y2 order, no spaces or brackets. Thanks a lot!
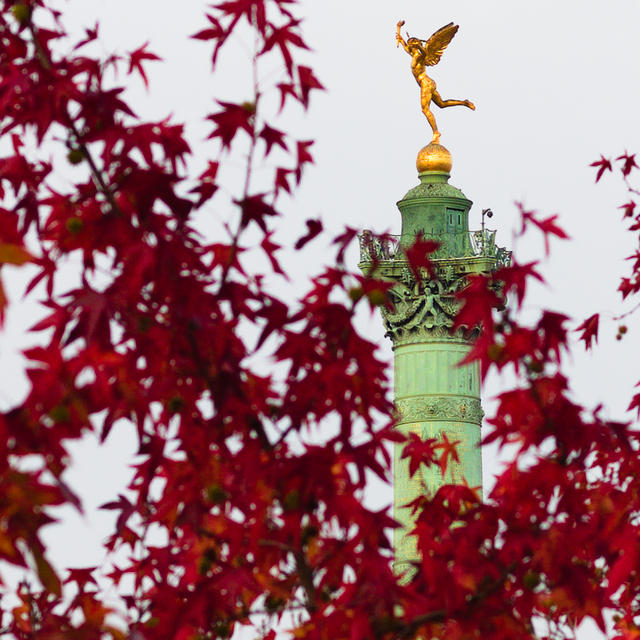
396,21,475,144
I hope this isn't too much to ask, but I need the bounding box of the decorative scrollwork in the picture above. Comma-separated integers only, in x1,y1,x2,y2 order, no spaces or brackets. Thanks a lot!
358,229,509,345
381,269,469,343
395,395,484,425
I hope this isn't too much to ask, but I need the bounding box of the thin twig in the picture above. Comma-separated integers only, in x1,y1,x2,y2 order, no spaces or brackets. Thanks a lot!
27,20,122,217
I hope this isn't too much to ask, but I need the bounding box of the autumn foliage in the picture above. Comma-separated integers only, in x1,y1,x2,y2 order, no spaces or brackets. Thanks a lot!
1,1,640,639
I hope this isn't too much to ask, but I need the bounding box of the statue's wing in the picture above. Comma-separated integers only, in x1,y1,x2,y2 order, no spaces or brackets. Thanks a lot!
423,22,459,66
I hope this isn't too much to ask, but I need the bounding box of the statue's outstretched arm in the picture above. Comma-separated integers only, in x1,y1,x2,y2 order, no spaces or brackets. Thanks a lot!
396,20,410,52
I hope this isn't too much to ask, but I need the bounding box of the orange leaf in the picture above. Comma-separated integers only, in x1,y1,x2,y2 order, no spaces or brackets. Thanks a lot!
32,547,62,596
0,243,33,265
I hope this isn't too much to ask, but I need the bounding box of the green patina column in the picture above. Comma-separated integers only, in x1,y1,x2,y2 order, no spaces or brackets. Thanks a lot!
359,142,510,577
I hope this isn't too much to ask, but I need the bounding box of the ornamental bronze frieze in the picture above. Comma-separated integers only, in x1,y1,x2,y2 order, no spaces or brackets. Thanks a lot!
381,269,468,343
395,395,484,426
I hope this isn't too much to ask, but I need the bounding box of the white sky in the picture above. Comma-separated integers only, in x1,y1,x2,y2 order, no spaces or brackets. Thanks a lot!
1,0,640,631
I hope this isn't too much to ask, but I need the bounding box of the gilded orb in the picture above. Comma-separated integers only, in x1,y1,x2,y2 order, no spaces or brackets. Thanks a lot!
416,142,452,174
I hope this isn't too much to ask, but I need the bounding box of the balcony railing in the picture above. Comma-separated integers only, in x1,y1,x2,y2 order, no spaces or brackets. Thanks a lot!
359,229,510,267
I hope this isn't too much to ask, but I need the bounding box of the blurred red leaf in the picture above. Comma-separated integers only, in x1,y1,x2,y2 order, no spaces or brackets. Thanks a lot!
401,432,438,478
590,155,613,182
127,42,161,87
207,101,254,149
576,313,599,350
617,152,638,177
294,218,322,250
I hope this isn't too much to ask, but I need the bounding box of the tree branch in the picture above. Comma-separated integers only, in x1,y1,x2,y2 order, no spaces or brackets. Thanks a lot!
26,20,123,218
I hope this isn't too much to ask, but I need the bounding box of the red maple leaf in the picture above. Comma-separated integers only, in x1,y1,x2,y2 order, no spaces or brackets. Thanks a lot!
619,200,636,218
434,432,460,475
276,82,298,111
64,566,98,591
576,313,599,350
72,23,99,51
191,13,224,42
332,227,358,264
454,273,501,336
617,152,638,177
255,295,289,348
538,311,569,361
260,18,308,73
295,139,314,183
520,206,569,254
127,42,161,87
236,193,278,231
297,65,324,108
590,155,613,182
190,161,219,207
628,382,640,417
259,123,288,156
100,494,135,535
493,260,543,309
261,232,286,276
274,167,292,194
401,432,438,478
403,235,439,283
606,528,639,596
207,101,254,149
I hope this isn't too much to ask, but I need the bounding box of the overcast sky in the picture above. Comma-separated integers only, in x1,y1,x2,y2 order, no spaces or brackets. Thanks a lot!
1,0,640,627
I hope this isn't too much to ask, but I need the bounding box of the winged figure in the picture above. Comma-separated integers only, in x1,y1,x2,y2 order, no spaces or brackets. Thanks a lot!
396,21,475,144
